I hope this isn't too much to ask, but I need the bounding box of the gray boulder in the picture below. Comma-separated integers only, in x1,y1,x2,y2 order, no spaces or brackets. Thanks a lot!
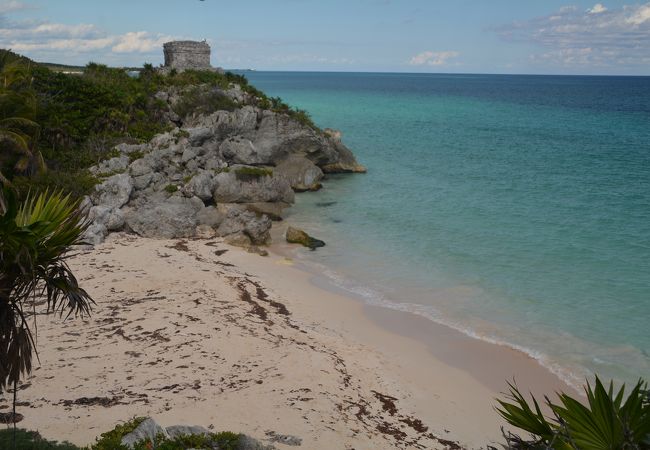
238,434,277,450
213,170,294,204
124,196,204,239
82,222,108,246
88,205,125,231
217,207,272,245
129,158,154,177
244,202,288,221
274,155,323,192
91,155,129,175
183,170,216,201
219,137,261,165
91,173,134,209
196,206,224,228
121,418,169,449
114,142,148,155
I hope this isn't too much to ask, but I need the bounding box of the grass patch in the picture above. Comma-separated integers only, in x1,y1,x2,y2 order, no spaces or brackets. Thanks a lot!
128,150,145,162
164,184,178,193
132,432,241,450
235,167,273,178
0,429,82,450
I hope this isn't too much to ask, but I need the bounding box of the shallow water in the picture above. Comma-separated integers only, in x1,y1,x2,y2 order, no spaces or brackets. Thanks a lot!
243,71,650,387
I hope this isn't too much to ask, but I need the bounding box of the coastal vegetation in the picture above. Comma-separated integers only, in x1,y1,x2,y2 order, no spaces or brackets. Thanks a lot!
0,49,317,199
496,377,650,449
0,187,94,446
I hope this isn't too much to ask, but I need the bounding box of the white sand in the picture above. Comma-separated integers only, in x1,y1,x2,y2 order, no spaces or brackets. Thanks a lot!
9,233,573,449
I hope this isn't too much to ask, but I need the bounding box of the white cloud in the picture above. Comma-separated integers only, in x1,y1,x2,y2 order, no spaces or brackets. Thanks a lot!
626,4,650,25
409,50,459,66
111,31,174,53
495,2,650,67
587,3,607,14
0,1,31,14
0,4,181,64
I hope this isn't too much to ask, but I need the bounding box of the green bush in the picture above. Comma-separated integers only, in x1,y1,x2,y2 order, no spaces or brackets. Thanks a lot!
0,429,82,449
164,184,178,193
91,417,146,450
12,170,99,200
235,166,273,178
132,432,241,450
496,376,650,449
173,86,237,118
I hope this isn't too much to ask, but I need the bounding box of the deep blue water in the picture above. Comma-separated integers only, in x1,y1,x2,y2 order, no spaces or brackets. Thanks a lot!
243,71,650,386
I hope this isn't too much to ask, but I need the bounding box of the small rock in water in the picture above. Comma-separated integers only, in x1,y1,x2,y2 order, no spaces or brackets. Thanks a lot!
285,226,325,250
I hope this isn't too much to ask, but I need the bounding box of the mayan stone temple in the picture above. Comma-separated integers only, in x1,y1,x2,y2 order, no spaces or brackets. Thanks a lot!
161,40,221,73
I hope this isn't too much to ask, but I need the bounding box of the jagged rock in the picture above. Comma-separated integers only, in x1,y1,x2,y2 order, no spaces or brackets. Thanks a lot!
323,128,342,141
244,202,288,221
121,418,169,449
91,173,134,209
91,155,129,175
165,425,210,438
124,196,204,239
82,222,108,246
320,140,367,173
196,206,224,228
238,435,277,450
187,127,214,146
286,226,325,250
88,205,125,231
183,170,216,201
219,136,260,165
224,231,252,248
274,155,323,192
78,195,93,217
217,208,272,245
149,131,176,149
213,170,294,204
114,142,148,155
129,158,154,177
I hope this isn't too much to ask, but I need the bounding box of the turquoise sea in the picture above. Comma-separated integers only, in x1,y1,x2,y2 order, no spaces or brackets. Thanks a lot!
243,72,650,387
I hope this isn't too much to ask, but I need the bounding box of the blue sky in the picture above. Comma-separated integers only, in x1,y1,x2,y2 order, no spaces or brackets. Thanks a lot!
1,0,649,74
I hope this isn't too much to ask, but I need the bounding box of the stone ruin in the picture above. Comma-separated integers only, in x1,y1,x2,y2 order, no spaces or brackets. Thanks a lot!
161,40,221,73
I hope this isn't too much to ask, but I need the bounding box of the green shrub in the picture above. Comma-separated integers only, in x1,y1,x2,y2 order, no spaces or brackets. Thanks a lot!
0,429,82,449
12,170,99,200
235,167,273,178
128,150,145,162
91,417,146,450
132,431,241,450
164,184,178,193
496,376,650,449
173,86,237,118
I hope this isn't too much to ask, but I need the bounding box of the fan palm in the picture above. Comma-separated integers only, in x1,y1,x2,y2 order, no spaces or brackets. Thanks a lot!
0,186,94,395
496,377,650,449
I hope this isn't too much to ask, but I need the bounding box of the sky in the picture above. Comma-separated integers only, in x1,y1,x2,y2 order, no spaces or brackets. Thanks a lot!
0,0,649,75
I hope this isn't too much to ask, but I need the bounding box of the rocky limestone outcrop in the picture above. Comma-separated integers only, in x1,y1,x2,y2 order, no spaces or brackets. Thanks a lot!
83,81,364,247
120,417,276,449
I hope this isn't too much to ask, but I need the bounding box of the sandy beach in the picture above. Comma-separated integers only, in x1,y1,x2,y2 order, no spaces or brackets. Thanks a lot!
9,231,574,449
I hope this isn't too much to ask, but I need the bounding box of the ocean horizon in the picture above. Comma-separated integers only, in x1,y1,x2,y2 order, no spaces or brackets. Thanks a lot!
243,71,650,388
